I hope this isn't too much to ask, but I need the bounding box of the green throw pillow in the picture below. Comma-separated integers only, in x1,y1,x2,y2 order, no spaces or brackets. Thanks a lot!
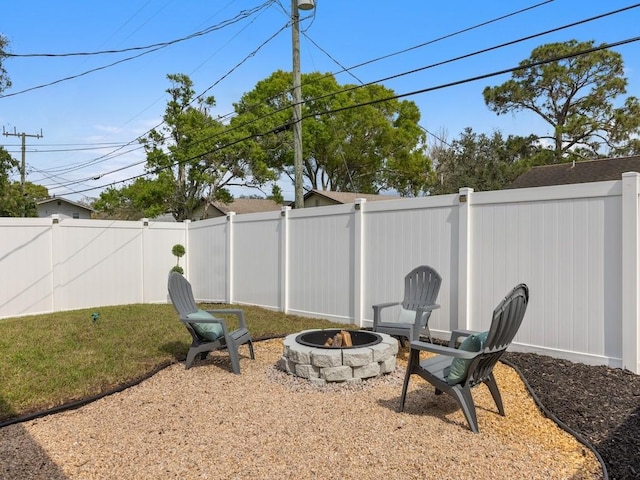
186,310,224,341
447,331,489,385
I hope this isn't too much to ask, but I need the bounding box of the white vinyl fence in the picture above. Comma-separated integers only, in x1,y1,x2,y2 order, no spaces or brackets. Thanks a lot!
1,173,639,373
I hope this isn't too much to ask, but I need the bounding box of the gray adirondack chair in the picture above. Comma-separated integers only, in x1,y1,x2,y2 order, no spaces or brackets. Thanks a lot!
372,265,442,345
167,272,255,374
399,283,529,433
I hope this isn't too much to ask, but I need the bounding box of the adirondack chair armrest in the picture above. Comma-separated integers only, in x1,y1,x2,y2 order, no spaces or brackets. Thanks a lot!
372,301,400,326
408,340,479,359
415,303,440,315
372,301,400,312
205,309,247,330
448,329,480,348
411,304,441,339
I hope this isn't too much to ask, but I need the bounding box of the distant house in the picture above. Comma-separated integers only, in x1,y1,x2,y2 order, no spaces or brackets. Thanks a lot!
193,198,283,219
303,189,400,208
37,197,94,219
509,156,640,189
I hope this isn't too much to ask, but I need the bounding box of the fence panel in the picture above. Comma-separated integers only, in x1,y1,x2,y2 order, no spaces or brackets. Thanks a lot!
232,211,283,310
469,182,623,366
143,220,187,304
0,218,54,317
361,195,459,334
187,218,228,302
287,205,355,322
54,219,145,311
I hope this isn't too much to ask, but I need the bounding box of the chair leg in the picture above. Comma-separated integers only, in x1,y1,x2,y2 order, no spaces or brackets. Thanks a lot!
247,339,255,360
484,373,505,416
227,342,241,374
399,348,419,411
185,348,198,369
450,384,479,433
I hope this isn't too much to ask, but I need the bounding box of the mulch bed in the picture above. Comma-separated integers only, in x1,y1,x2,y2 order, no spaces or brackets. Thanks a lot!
503,352,640,480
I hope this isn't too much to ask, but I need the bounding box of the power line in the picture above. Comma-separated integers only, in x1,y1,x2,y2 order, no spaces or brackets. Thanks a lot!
30,0,558,181
4,2,275,59
59,34,640,196
0,2,275,99
39,3,640,194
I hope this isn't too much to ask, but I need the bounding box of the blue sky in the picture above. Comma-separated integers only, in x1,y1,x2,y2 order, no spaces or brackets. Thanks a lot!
1,0,639,202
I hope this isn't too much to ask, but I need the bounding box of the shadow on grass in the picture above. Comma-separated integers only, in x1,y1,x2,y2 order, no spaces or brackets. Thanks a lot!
159,340,189,362
0,395,16,423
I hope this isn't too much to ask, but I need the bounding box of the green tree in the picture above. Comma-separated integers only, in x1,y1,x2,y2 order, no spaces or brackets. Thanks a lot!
94,74,279,221
92,178,168,220
429,128,547,195
483,40,640,162
0,147,49,217
0,34,11,94
231,70,432,196
0,146,18,215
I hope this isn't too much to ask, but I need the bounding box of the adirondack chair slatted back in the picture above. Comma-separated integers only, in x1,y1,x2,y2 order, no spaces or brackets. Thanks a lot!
168,273,199,316
467,283,529,387
402,266,442,311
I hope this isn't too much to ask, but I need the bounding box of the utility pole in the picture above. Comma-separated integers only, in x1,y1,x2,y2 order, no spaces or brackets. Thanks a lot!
291,0,315,209
2,127,43,217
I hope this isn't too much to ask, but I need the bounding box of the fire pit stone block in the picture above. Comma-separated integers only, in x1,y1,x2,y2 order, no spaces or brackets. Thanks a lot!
322,366,353,382
295,364,320,378
343,349,373,367
311,349,343,368
353,362,381,379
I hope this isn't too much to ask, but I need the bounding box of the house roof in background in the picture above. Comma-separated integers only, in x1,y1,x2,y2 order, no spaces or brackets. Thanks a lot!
210,198,282,215
304,189,400,204
37,196,95,212
509,156,640,189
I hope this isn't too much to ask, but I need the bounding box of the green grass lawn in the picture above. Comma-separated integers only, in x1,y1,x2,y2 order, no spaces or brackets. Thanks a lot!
0,303,351,423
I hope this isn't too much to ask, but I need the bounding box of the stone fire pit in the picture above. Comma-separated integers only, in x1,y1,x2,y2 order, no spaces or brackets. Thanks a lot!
278,329,398,386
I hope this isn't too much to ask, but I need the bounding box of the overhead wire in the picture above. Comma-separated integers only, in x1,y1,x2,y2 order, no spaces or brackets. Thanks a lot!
4,2,274,59
0,1,275,99
60,34,640,196
24,3,286,184
29,0,554,182
30,2,640,195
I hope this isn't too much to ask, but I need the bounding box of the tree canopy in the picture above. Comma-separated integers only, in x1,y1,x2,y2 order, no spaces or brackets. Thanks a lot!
93,74,282,221
231,70,433,196
428,128,549,195
483,40,640,162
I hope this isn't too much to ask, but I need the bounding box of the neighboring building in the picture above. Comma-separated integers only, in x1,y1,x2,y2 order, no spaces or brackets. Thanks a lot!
192,198,283,219
37,197,94,219
509,156,640,189
303,189,400,208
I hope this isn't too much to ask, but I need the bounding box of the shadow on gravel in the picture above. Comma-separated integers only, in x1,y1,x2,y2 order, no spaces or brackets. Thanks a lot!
0,424,68,479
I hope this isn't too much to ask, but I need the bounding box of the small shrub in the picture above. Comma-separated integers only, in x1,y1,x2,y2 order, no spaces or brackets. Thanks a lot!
171,244,185,274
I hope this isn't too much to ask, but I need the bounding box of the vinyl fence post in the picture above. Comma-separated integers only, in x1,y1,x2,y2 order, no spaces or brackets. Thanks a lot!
354,198,366,327
226,212,235,304
280,206,291,314
457,187,474,332
50,214,62,313
622,172,640,374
